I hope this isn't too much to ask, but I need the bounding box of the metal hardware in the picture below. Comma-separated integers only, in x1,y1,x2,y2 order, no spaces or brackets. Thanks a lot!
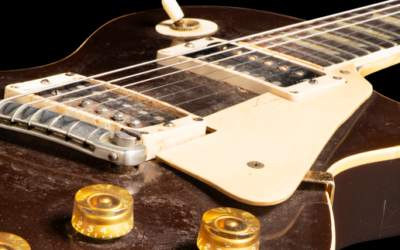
290,90,299,94
232,50,243,55
154,116,165,121
263,60,274,66
205,37,213,41
247,161,264,169
340,70,350,74
303,170,335,204
247,55,258,61
128,119,141,128
164,121,175,127
81,100,93,107
292,70,305,77
96,107,108,115
184,42,195,48
65,72,75,76
50,90,62,96
171,19,200,32
333,76,343,80
113,112,125,121
0,101,147,166
278,65,290,71
108,152,118,161
40,79,50,85
193,117,204,121
218,45,228,50
112,130,139,147
309,79,318,85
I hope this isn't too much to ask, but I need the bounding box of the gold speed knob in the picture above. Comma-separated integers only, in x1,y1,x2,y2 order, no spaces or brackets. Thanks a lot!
71,184,133,239
0,233,30,250
197,207,260,250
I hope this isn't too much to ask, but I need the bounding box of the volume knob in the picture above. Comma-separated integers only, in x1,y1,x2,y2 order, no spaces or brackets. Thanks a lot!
0,233,30,250
71,184,134,239
197,207,260,250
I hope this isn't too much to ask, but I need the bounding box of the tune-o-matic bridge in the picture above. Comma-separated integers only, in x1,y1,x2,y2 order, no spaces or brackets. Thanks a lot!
0,101,147,166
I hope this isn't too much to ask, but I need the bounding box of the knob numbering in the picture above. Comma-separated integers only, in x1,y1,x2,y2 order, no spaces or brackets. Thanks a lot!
71,184,134,240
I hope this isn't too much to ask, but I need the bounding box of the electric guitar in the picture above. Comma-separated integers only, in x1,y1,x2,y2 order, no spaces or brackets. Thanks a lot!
1,1,400,249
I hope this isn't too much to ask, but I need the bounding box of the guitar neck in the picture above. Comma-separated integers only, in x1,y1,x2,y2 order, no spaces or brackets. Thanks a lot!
241,1,400,72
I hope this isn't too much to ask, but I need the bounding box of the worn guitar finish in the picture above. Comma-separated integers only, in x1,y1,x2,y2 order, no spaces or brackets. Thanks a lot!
0,6,398,249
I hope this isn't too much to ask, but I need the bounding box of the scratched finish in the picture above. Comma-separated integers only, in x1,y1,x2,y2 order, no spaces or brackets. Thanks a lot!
0,7,333,250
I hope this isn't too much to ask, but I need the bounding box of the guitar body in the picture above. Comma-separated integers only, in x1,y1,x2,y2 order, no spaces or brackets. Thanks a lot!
0,5,399,250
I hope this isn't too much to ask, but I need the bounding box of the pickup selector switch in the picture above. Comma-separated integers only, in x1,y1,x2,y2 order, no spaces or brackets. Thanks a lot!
71,184,134,239
197,207,260,250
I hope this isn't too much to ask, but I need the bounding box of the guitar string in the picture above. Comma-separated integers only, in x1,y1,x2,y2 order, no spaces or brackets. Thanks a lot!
39,7,400,124
14,2,400,123
72,18,400,126
3,0,399,109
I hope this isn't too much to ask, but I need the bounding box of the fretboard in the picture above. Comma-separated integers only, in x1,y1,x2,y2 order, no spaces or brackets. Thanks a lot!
241,1,400,67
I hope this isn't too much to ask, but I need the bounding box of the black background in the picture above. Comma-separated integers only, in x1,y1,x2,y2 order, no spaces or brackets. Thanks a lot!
0,0,399,249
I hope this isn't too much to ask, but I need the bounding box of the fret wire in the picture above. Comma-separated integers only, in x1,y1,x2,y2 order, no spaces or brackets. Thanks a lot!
24,7,400,124
335,21,398,47
3,0,400,108
267,35,346,64
347,13,400,40
304,27,373,55
289,33,360,59
318,24,385,50
262,40,336,66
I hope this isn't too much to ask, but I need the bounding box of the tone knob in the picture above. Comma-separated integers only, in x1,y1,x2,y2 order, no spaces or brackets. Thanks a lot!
71,184,134,239
0,232,30,250
197,207,260,250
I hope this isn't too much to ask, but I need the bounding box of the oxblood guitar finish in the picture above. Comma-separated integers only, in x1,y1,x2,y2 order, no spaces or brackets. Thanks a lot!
0,6,398,250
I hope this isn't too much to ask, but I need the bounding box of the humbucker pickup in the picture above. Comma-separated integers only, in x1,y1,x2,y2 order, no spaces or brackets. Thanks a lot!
157,37,345,101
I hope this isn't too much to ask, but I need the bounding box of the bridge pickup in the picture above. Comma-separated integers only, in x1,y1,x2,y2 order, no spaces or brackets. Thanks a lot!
157,37,345,101
0,101,147,166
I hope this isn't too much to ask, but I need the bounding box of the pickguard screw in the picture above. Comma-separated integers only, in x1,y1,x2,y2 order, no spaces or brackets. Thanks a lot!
96,107,108,115
41,79,50,85
290,90,299,94
108,152,118,161
81,100,93,107
65,72,75,76
232,50,243,55
247,161,264,169
164,121,175,127
193,117,204,121
185,43,194,48
333,76,343,80
340,70,350,74
205,37,214,41
113,112,125,121
309,79,318,85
